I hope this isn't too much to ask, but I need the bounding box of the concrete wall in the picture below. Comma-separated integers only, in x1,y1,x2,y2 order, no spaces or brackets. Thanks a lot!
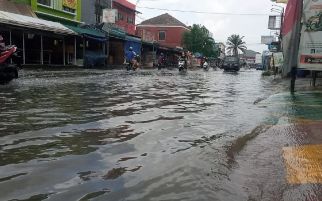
81,0,95,25
81,0,111,25
15,0,82,24
113,2,136,35
136,26,188,48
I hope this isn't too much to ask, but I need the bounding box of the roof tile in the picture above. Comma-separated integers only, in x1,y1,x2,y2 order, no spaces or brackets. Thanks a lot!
139,13,187,27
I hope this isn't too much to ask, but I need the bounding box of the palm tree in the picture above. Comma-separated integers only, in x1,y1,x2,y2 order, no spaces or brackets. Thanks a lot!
226,34,247,56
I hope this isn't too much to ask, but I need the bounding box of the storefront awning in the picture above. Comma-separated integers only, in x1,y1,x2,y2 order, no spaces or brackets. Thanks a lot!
65,25,107,42
0,10,75,35
101,24,126,40
125,35,141,43
110,28,126,40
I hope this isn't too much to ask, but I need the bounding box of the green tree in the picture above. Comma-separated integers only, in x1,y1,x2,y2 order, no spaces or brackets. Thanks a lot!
183,24,218,57
226,34,247,56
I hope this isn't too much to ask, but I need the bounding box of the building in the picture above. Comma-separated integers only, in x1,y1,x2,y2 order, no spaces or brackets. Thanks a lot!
216,42,226,59
240,49,261,66
136,13,190,49
0,0,109,68
81,0,137,35
13,0,82,25
0,9,76,66
81,0,111,25
112,0,137,35
80,0,140,65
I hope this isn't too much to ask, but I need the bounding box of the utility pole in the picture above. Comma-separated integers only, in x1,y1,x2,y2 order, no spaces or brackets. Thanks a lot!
279,7,285,44
95,0,101,24
290,0,303,93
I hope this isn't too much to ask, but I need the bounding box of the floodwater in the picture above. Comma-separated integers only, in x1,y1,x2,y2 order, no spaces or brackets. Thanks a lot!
0,69,290,201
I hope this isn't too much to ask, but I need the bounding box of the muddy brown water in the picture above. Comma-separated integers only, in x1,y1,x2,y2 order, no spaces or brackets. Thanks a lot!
0,69,298,201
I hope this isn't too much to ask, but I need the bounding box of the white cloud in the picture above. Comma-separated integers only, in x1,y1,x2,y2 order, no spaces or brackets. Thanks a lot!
129,0,280,53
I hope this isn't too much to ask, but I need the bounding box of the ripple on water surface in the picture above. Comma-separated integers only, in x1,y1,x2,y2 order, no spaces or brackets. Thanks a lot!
0,69,277,200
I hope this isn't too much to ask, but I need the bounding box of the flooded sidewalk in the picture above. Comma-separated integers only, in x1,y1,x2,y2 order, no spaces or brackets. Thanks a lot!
229,90,322,201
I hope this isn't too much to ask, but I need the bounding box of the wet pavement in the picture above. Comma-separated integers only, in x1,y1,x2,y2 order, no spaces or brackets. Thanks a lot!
0,69,322,201
229,91,322,201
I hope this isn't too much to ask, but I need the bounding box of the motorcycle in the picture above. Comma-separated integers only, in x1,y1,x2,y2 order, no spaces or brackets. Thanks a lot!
126,55,140,71
157,58,166,70
202,61,209,71
0,45,20,84
178,58,187,72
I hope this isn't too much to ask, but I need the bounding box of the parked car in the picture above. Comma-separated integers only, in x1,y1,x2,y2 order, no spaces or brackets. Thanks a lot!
223,56,240,72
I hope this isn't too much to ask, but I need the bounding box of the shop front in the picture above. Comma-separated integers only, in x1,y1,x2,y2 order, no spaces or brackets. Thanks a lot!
0,10,75,67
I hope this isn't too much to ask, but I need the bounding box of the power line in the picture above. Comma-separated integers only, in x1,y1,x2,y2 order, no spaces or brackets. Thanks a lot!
137,6,271,16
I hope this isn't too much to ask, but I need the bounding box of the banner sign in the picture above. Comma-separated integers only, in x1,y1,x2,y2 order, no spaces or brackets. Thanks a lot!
273,52,284,67
272,0,288,3
298,0,322,69
63,0,77,9
261,36,276,44
277,0,288,3
102,9,117,24
255,54,262,64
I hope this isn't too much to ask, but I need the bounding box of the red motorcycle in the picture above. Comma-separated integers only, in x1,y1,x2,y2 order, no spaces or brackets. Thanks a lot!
0,45,20,84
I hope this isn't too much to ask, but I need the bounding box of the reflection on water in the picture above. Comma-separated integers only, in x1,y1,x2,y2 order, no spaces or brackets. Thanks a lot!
0,69,278,200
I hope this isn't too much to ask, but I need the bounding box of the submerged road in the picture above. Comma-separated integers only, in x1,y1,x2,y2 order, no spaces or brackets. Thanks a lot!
0,69,322,201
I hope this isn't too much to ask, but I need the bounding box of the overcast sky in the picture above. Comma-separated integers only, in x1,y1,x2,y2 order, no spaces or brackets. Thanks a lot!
128,0,285,53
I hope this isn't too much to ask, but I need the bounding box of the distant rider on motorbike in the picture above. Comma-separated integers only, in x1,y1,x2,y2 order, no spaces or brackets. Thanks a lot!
125,46,137,70
158,53,165,68
201,56,208,67
181,51,188,69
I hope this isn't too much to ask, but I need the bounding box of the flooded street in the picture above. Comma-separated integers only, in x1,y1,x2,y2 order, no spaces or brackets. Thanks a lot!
1,69,319,201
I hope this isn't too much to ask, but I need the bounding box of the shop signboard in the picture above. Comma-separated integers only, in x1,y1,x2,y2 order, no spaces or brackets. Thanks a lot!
63,0,77,9
102,9,117,24
273,52,284,67
255,54,262,64
272,0,288,3
298,0,322,70
261,36,276,44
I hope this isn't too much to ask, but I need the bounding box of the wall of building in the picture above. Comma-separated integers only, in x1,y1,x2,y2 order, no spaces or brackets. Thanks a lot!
15,0,82,24
81,0,111,25
113,1,136,35
81,0,96,25
13,0,31,4
136,26,188,48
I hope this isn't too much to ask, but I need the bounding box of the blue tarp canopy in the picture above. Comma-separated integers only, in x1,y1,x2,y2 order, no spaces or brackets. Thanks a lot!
124,35,142,55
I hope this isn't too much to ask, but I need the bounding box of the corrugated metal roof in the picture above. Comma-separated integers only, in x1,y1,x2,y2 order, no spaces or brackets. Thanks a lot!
0,10,75,35
64,25,106,40
114,0,136,11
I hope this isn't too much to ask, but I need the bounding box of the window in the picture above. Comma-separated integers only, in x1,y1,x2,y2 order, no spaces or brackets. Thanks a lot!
63,6,76,14
118,13,124,21
159,31,166,41
37,0,51,7
127,17,134,24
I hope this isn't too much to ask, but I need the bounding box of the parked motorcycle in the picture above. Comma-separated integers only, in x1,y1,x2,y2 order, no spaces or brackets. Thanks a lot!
0,45,20,84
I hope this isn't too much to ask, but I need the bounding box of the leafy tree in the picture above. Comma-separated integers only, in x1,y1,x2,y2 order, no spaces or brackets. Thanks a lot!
226,34,247,56
183,24,218,57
